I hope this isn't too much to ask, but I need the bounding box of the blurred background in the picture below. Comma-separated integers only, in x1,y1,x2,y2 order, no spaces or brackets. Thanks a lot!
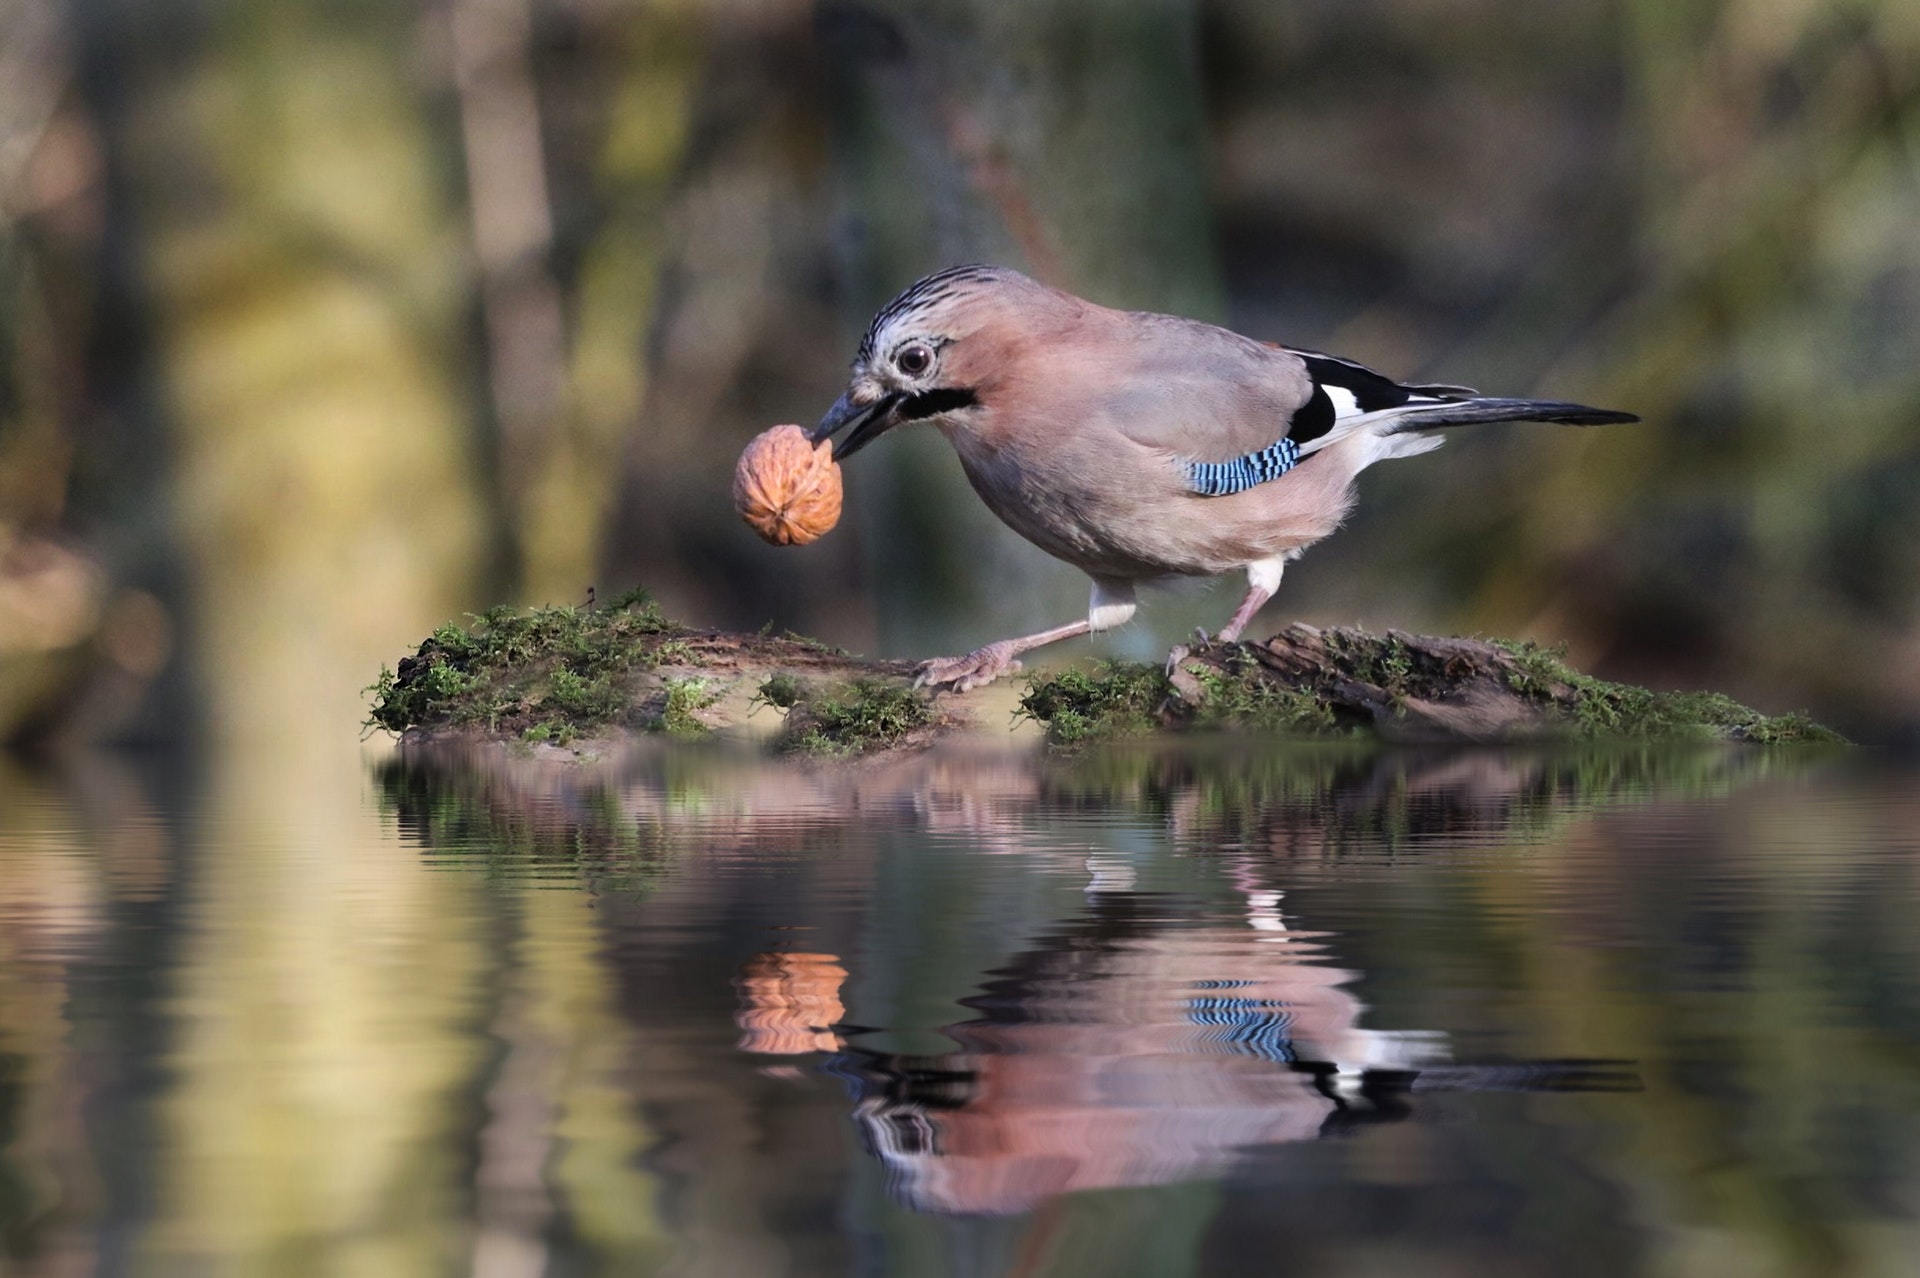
1,0,1918,755
1,5,1919,1274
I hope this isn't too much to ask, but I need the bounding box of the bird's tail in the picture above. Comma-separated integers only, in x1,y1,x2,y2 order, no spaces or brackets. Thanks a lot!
1297,395,1638,467
1379,397,1640,433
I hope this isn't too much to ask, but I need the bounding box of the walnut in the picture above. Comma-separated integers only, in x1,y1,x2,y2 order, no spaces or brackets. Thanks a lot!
734,951,848,1055
733,424,843,546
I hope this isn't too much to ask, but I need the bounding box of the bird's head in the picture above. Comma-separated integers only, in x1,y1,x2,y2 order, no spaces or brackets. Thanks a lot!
811,264,1032,460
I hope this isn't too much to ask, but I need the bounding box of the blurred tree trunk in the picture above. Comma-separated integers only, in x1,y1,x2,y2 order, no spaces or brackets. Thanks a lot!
2,0,196,747
815,0,1226,657
822,0,1222,317
0,0,70,510
69,3,499,1266
596,0,867,642
520,0,704,608
598,0,1227,659
447,0,568,594
88,0,491,750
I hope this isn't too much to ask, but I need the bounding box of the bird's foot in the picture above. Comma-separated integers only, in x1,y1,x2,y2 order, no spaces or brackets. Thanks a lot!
1165,621,1247,674
1162,628,1216,675
915,641,1024,693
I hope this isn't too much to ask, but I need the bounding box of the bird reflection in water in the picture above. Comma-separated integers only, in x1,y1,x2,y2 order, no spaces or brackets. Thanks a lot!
733,885,1480,1216
382,743,1659,1215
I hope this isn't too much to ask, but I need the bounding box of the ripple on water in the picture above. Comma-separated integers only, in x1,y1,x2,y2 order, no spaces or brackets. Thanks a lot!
0,742,1911,1274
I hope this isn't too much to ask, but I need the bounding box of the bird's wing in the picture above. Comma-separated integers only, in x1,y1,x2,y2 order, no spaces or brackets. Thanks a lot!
1269,345,1479,452
1092,316,1474,487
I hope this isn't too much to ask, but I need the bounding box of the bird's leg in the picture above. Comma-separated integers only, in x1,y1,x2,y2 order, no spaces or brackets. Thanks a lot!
915,620,1090,693
919,578,1137,693
1213,588,1272,645
1213,557,1286,644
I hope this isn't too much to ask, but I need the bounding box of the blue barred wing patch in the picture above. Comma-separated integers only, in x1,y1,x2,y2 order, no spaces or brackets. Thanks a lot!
1186,995,1297,1064
1185,437,1302,496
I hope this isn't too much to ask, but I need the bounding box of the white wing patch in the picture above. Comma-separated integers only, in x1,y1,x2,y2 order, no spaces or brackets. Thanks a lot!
1323,385,1362,419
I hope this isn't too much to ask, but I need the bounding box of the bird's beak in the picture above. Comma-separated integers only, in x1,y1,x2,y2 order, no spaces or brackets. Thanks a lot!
810,389,903,461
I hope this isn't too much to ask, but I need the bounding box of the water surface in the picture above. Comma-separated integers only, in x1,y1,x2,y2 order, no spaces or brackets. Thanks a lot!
1,741,1914,1276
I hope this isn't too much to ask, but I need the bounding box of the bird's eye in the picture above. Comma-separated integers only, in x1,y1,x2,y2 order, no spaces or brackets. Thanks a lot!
895,343,933,377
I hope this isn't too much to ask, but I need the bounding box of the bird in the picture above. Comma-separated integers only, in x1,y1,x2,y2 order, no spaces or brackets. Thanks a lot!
811,264,1638,692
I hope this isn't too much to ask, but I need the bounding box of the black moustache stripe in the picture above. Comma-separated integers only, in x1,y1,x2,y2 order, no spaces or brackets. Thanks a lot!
897,388,979,421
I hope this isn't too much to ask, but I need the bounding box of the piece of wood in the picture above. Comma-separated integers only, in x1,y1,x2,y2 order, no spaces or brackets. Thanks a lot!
368,600,1842,758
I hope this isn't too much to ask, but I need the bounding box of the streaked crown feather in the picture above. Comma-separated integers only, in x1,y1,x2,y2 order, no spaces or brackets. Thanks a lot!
855,264,1007,365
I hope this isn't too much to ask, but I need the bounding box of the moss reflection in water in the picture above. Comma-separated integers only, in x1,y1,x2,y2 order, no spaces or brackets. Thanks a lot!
377,749,682,895
376,736,1801,883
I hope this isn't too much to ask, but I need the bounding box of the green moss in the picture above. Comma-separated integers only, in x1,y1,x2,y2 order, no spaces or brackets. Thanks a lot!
370,601,1843,752
1188,655,1342,735
1331,630,1414,696
1018,634,1840,748
754,674,805,710
1495,638,1569,700
1490,640,1843,743
603,585,655,612
779,630,850,657
364,589,694,737
1018,661,1172,746
365,656,475,734
650,638,696,666
548,667,624,721
657,677,718,736
780,679,932,755
520,721,576,746
1021,655,1350,747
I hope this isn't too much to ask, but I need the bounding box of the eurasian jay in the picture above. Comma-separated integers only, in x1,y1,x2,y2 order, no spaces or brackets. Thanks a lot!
811,265,1637,692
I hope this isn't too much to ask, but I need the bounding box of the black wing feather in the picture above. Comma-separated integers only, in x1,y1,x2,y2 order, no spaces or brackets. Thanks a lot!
1281,348,1476,444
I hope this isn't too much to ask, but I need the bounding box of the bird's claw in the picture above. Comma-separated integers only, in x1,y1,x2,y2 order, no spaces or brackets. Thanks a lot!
915,642,1024,693
1164,623,1232,674
1163,627,1216,675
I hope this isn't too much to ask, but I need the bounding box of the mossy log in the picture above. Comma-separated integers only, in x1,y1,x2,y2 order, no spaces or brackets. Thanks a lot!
1032,625,1838,747
364,592,950,756
366,594,1841,757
